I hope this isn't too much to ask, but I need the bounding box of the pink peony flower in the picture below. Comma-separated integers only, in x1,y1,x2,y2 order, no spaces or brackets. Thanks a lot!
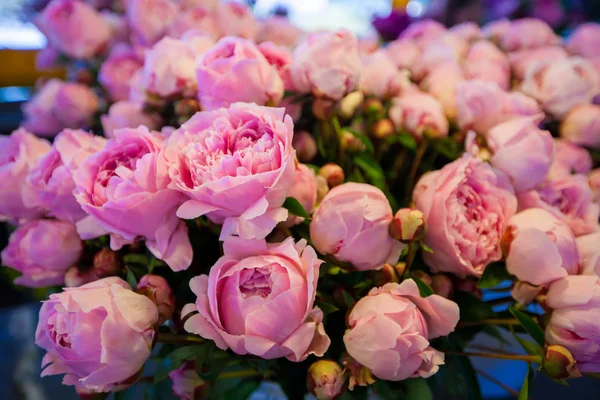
385,39,421,72
1,219,82,287
291,30,362,100
257,41,295,92
35,277,158,391
397,19,447,46
22,79,99,137
413,154,517,277
166,6,219,39
545,275,600,372
0,129,51,222
517,174,599,237
25,129,106,222
485,115,554,193
412,34,468,80
497,18,560,51
138,274,175,325
463,40,510,90
180,28,217,55
422,62,465,120
359,49,407,98
196,37,284,110
449,22,483,42
456,80,541,133
520,57,599,118
576,231,600,276
163,103,295,240
509,46,569,80
101,101,163,139
257,16,303,47
73,126,192,271
142,36,199,98
34,0,111,59
589,169,600,202
36,47,60,70
98,44,143,102
310,182,404,271
550,139,593,178
183,237,330,361
343,280,459,381
286,164,317,227
560,104,600,149
504,208,580,286
169,362,205,400
389,91,449,139
567,23,600,58
483,19,511,42
126,0,178,47
214,2,259,40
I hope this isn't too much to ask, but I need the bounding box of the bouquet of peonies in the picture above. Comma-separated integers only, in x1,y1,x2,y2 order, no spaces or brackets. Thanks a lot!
3,0,600,398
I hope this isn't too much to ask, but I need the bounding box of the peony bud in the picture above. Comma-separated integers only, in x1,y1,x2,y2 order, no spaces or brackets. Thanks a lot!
93,248,123,278
293,130,318,162
64,267,98,288
431,274,453,298
373,263,399,286
138,274,175,326
339,91,364,119
316,175,330,203
363,98,384,118
307,360,346,400
313,98,336,121
342,353,375,391
411,270,432,286
340,130,366,153
319,163,345,188
543,345,581,379
389,208,427,243
394,262,406,278
372,118,395,139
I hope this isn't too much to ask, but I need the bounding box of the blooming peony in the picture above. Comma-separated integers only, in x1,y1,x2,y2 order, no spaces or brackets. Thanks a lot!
101,101,163,139
389,92,449,139
98,44,143,102
560,104,600,149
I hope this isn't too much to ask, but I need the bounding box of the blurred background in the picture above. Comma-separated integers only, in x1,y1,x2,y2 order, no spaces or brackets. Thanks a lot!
2,0,600,399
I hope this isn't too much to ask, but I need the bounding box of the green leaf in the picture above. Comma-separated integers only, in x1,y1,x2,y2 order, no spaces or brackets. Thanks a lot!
396,133,418,151
509,306,545,348
413,277,434,297
315,301,340,316
405,378,433,400
341,290,355,307
421,243,433,253
519,364,534,400
154,345,207,383
510,327,543,357
434,137,460,160
477,262,513,289
283,197,311,219
453,290,496,323
224,379,260,399
399,245,410,259
125,267,137,291
353,153,386,189
347,129,375,153
123,253,149,266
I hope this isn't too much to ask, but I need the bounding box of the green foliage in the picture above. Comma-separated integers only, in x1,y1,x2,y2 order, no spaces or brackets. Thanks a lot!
405,378,433,400
347,129,375,153
283,197,311,219
518,364,534,400
477,262,513,289
453,291,496,323
124,267,137,291
509,306,545,348
412,277,434,297
154,345,209,383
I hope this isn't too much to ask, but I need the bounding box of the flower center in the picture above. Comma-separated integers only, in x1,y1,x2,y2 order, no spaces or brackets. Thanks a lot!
239,267,273,299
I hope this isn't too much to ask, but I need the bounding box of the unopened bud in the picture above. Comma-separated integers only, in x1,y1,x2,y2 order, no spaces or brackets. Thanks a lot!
363,98,384,118
93,248,122,278
372,119,395,139
411,270,432,286
394,262,406,277
373,263,399,286
340,130,366,153
313,98,336,121
316,175,330,203
293,130,318,162
138,274,175,325
64,267,98,288
389,208,427,243
339,91,364,119
342,353,375,391
319,163,345,188
431,274,453,298
307,360,346,400
543,345,581,379
174,98,200,118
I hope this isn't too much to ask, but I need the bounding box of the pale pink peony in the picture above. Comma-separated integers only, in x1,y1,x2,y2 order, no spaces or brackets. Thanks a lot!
589,169,600,202
385,39,421,72
310,182,404,271
397,19,447,46
166,6,219,39
550,139,593,178
286,164,317,227
389,91,449,139
509,46,569,80
567,23,600,58
422,62,465,120
126,0,178,47
413,154,517,277
257,16,303,47
138,274,175,325
560,104,600,149
257,41,295,92
214,1,259,40
74,127,192,271
35,277,158,391
359,49,407,98
412,34,468,80
449,22,483,42
101,101,163,139
463,40,510,90
1,219,82,287
183,237,330,361
343,280,459,381
576,231,600,276
164,103,295,240
98,44,143,102
497,18,561,51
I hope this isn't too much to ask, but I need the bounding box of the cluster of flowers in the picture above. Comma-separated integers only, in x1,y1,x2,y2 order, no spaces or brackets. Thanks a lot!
3,0,600,398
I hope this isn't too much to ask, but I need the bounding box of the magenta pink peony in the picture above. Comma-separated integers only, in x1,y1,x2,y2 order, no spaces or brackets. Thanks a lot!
576,231,600,276
291,30,362,100
35,277,158,391
98,44,143,102
463,40,510,90
101,101,163,139
389,91,449,139
509,46,568,80
126,0,178,46
1,219,82,287
359,49,407,98
0,129,51,222
183,237,330,361
257,41,295,92
73,126,192,271
413,155,517,277
567,23,600,58
485,115,554,193
551,139,593,178
214,2,258,39
521,57,599,118
545,275,600,372
34,0,111,59
343,280,459,381
196,37,284,110
503,208,580,286
257,16,304,47
310,182,404,271
163,103,295,240
497,18,560,51
286,164,317,227
25,129,106,222
560,104,600,149
166,6,218,39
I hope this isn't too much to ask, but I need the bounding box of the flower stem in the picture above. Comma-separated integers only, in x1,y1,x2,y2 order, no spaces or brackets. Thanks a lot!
402,243,415,280
445,350,541,363
406,138,429,198
217,369,262,380
458,319,522,327
475,368,520,397
156,333,205,345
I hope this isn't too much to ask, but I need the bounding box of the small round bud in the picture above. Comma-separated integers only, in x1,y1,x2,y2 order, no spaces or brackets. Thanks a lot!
340,130,366,153
93,248,123,278
373,263,399,286
174,98,200,118
363,98,384,118
394,262,406,278
431,274,453,298
342,353,375,391
74,69,94,86
411,270,432,286
372,119,395,139
293,130,318,162
64,267,98,288
316,175,330,203
313,98,336,121
307,360,346,400
138,274,175,325
319,163,345,188
543,345,581,379
339,91,364,119
389,208,427,243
